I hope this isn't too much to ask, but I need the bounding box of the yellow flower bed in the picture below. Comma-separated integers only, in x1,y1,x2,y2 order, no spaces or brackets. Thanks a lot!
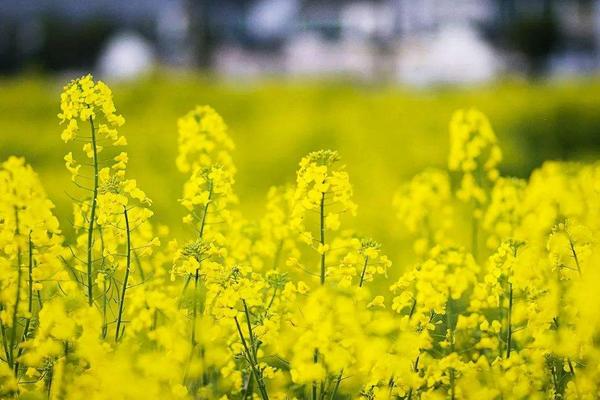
0,75,599,399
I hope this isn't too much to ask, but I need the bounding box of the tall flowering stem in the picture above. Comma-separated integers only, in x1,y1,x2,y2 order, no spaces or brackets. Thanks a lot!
58,74,126,306
8,209,22,369
114,206,131,342
86,117,99,305
319,192,326,285
448,109,502,260
13,234,33,375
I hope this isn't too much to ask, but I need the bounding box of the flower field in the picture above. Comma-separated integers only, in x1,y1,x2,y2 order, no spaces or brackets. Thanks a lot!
1,74,600,399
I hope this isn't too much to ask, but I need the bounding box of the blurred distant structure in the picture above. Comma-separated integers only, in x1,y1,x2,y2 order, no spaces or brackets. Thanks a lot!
1,0,600,85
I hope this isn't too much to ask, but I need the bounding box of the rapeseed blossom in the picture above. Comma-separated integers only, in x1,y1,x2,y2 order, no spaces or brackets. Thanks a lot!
1,79,600,400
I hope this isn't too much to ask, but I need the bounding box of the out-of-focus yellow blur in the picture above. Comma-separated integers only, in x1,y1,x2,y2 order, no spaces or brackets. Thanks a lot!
2,74,600,263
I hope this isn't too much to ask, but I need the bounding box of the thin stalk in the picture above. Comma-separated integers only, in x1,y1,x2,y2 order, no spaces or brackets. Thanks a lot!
568,237,582,277
242,300,258,365
233,316,269,400
319,192,326,285
86,116,99,306
550,364,559,400
14,235,34,376
115,206,132,342
8,208,23,369
133,251,145,281
319,380,325,400
0,305,10,364
179,179,213,308
567,359,575,376
498,287,504,358
265,287,278,312
36,291,43,310
101,279,108,339
191,268,200,346
242,372,254,400
358,256,369,287
9,259,21,370
312,349,319,400
450,369,456,400
505,282,513,358
26,235,33,322
447,296,456,400
198,180,213,239
152,309,158,331
329,369,343,400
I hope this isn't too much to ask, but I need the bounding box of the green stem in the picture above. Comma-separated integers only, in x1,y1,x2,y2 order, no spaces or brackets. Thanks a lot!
86,116,99,306
242,372,254,400
568,237,582,277
115,207,132,342
14,234,33,376
450,369,456,400
329,369,343,400
567,359,575,376
198,180,213,239
102,278,108,339
233,315,269,400
312,349,319,400
265,287,278,313
505,282,513,358
242,300,259,365
191,268,200,346
358,256,369,287
134,250,145,281
8,208,23,370
179,179,213,308
36,291,43,310
9,259,21,371
0,306,10,364
319,192,326,285
447,296,456,400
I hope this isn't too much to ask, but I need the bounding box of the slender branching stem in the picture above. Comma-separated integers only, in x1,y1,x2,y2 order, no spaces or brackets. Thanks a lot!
242,301,258,362
180,179,213,308
0,305,10,365
234,313,269,400
505,282,513,358
329,369,343,400
319,192,326,285
86,116,99,306
242,372,254,400
198,180,213,239
265,287,278,312
14,234,34,376
312,349,319,400
447,296,456,400
102,279,108,339
8,208,23,370
115,206,132,342
191,268,200,346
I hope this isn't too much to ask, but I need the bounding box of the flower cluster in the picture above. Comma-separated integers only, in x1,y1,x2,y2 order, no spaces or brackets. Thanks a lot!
449,108,502,205
393,168,453,255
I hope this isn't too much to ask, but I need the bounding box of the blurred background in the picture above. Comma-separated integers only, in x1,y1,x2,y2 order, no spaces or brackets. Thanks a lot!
1,0,600,258
2,0,600,82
